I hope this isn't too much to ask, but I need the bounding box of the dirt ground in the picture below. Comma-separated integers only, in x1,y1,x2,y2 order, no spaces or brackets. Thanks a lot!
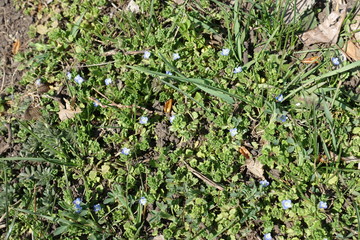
0,0,33,94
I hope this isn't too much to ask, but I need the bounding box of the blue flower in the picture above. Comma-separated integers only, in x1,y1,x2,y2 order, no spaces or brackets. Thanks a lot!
172,53,180,60
74,75,84,84
93,99,100,107
260,179,270,187
220,48,230,56
35,79,41,86
139,197,147,206
74,204,82,213
139,116,148,124
319,201,328,209
275,94,284,102
331,57,340,66
93,204,101,212
281,199,292,209
143,51,151,59
66,72,72,80
166,71,173,75
263,233,272,240
105,78,112,85
170,115,176,123
279,115,288,122
229,128,238,137
121,147,130,155
233,66,242,73
73,198,82,205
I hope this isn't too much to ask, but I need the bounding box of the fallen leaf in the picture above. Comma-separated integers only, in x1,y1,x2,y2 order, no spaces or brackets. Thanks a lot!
23,106,41,120
12,39,21,54
318,155,329,163
125,0,140,13
344,40,360,61
36,83,50,94
245,158,264,179
239,146,251,159
300,4,347,45
301,56,320,64
164,99,173,113
58,99,82,121
36,24,48,35
173,0,185,4
284,0,316,23
150,235,165,240
350,15,360,41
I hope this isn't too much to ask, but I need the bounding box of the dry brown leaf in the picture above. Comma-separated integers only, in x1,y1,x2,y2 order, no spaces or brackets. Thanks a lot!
23,106,41,120
125,0,140,13
12,39,21,54
300,4,347,46
284,0,316,23
350,14,360,41
239,146,251,159
344,40,360,61
164,99,173,114
245,158,264,179
150,235,165,240
301,56,320,64
173,0,185,4
58,99,81,121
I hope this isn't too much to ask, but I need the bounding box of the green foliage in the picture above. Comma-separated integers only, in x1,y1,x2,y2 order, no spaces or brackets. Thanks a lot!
2,0,360,239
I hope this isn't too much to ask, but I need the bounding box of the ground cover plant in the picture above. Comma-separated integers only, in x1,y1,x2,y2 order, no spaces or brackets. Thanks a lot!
1,0,360,239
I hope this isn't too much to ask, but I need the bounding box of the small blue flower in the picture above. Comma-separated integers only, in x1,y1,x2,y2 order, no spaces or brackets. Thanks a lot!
260,179,270,187
74,204,82,213
319,201,328,209
35,79,41,86
263,233,272,240
275,94,284,102
220,48,230,56
66,72,72,80
121,147,130,155
279,115,288,122
170,115,176,123
233,66,242,73
93,99,100,107
104,78,112,85
172,53,180,60
93,204,101,212
143,51,151,59
281,199,292,209
166,71,173,75
139,116,148,124
331,57,340,66
74,75,84,84
229,128,238,137
73,198,82,205
139,197,147,206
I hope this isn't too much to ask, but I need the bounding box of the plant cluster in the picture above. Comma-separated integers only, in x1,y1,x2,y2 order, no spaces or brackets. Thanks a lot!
1,0,359,239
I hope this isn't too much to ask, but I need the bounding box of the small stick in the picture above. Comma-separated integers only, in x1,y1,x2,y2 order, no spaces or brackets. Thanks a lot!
181,160,224,191
91,88,162,114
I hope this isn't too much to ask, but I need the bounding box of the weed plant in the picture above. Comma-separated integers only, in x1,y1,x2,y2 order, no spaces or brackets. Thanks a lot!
1,0,360,239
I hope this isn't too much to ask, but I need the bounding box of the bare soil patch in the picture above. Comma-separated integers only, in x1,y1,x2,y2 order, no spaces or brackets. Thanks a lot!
0,0,33,93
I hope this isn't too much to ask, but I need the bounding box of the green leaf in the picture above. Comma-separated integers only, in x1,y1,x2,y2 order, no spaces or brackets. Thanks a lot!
53,225,69,236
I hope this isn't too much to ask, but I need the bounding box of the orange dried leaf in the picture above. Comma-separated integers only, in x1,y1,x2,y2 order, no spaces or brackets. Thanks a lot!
301,56,320,64
12,39,21,54
239,146,251,159
164,99,173,113
318,155,328,163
